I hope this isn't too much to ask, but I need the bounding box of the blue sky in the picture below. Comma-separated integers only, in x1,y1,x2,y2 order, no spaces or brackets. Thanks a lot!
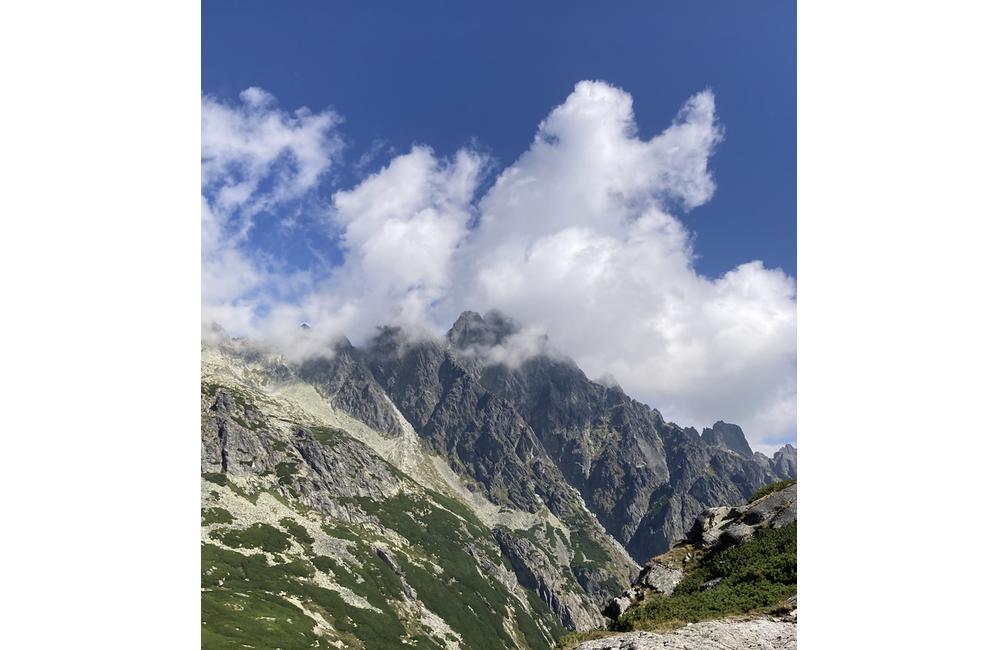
201,1,797,449
203,0,795,279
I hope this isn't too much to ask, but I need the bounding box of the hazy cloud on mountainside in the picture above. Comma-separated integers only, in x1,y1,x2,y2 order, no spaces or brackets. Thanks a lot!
201,81,797,451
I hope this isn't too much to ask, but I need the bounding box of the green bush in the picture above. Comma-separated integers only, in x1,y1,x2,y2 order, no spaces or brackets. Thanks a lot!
275,461,298,486
279,517,315,547
202,472,227,487
310,425,350,446
201,507,234,525
210,523,291,553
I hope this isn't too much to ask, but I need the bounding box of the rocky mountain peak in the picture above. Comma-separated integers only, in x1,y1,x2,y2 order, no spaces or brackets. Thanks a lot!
775,443,796,456
771,443,797,477
701,420,754,458
446,309,520,350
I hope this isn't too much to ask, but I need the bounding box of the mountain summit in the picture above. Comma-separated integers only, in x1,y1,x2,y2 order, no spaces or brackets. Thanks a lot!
446,309,520,349
702,421,755,457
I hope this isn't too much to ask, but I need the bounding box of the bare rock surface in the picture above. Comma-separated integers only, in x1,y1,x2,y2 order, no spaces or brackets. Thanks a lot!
701,421,754,457
572,618,797,649
601,547,687,619
494,527,607,630
689,483,796,552
297,340,405,438
636,563,684,595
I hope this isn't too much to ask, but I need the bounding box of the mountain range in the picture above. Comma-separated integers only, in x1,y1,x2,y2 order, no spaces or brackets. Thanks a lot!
201,310,796,649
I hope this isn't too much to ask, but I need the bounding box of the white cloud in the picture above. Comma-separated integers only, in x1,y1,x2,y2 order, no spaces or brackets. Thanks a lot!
201,88,343,334
439,81,796,447
245,145,486,359
202,81,797,449
201,87,342,214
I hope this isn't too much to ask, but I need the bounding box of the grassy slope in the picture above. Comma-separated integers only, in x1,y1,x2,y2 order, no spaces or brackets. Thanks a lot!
201,387,565,649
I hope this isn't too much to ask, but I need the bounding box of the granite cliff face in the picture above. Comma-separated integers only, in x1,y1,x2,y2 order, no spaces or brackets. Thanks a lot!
201,310,796,649
297,339,405,439
444,311,795,562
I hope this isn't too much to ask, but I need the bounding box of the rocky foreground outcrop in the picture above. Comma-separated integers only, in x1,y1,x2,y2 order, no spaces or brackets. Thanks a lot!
587,483,797,649
689,481,797,550
602,561,684,620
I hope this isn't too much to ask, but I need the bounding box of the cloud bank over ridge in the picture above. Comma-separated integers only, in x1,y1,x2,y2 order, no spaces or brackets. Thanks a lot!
202,81,797,451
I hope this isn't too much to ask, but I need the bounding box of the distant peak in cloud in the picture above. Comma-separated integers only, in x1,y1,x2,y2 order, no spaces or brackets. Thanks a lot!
446,309,519,349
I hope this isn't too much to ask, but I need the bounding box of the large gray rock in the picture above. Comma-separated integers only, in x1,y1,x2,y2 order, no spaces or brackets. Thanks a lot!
201,388,285,475
601,551,686,621
446,309,520,349
289,426,401,502
688,483,797,552
689,507,738,547
635,563,684,595
360,325,570,515
743,485,798,529
771,444,797,478
602,595,636,619
720,523,755,546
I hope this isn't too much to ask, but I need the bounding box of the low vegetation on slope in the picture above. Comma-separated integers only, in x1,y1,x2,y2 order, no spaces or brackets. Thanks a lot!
201,371,569,649
748,478,797,503
611,522,796,632
202,477,564,649
201,341,795,648
557,479,797,648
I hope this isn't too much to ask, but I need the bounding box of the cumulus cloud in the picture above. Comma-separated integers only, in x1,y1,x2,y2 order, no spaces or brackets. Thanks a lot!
253,146,486,356
201,88,343,333
442,82,794,449
202,81,796,450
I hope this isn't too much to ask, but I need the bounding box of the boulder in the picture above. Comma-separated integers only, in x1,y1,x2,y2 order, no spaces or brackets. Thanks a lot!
636,563,683,595
690,482,796,552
